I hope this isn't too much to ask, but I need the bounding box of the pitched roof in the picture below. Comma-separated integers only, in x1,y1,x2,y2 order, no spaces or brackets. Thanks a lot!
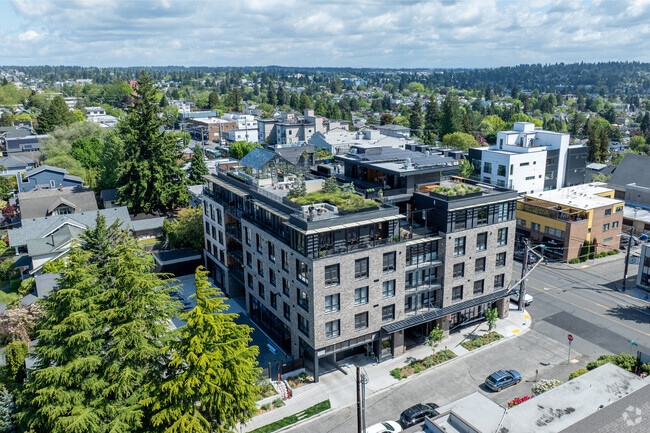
26,224,84,256
0,155,34,169
18,187,98,219
240,147,278,170
275,145,314,165
609,154,650,189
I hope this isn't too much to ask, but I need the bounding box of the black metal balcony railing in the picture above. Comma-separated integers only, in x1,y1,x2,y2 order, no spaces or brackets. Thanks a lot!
228,266,245,284
405,277,443,291
228,249,243,265
225,223,242,241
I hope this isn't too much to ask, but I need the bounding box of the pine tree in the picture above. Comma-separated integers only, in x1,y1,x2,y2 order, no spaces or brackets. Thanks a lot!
266,85,276,106
462,111,473,134
187,145,209,185
208,91,220,109
598,128,610,162
98,130,124,190
409,100,423,136
116,71,188,213
5,342,28,387
0,387,16,433
424,97,439,131
439,93,462,138
640,112,649,135
587,125,600,162
18,247,107,432
142,267,260,433
276,85,286,106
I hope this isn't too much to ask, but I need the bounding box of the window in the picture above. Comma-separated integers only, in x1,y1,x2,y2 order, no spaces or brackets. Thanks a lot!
216,208,222,226
482,176,492,183
615,206,623,212
531,222,540,232
494,274,505,289
477,207,488,225
283,302,291,321
205,221,210,237
246,252,252,268
496,203,508,222
604,237,613,243
517,218,526,227
605,209,612,216
476,232,487,251
355,286,369,305
298,314,309,337
453,263,464,279
613,221,619,228
268,242,275,262
544,226,565,238
496,180,505,187
383,252,396,273
483,162,492,174
454,237,466,256
282,250,289,272
297,289,309,312
497,228,508,246
50,180,56,188
475,257,486,273
325,320,340,339
258,282,265,299
510,165,514,175
452,286,463,301
519,162,529,167
603,223,610,231
325,294,340,313
244,227,251,245
355,312,369,330
247,273,253,289
324,264,340,286
497,165,506,176
474,279,484,295
382,280,396,298
453,210,467,231
256,234,262,253
525,176,535,180
355,258,369,279
270,292,278,309
257,260,264,277
269,269,276,287
218,231,224,245
296,259,308,284
382,305,395,322
496,252,506,268
282,278,290,296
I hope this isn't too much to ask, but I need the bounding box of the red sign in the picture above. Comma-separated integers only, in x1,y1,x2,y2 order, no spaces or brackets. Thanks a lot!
568,334,574,342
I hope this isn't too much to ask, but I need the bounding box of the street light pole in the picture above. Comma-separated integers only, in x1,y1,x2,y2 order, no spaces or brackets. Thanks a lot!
519,241,529,311
622,226,635,292
356,366,362,433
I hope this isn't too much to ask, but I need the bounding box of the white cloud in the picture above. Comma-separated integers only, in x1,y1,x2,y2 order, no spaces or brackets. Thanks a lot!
2,0,649,67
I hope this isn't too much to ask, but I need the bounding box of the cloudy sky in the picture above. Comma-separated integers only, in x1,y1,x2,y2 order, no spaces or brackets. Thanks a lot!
1,0,649,68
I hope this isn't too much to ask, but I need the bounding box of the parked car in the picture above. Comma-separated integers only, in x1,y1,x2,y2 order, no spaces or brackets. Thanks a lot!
485,370,521,392
510,291,533,306
366,421,403,433
399,403,439,427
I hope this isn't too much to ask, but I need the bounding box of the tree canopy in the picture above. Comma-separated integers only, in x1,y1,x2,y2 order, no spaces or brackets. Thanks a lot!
442,132,479,150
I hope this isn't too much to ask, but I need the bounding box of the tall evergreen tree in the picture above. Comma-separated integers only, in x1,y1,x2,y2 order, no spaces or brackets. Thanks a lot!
0,387,17,433
116,71,188,213
142,267,260,433
439,93,462,138
587,125,600,162
461,111,473,134
98,130,124,190
187,145,209,185
409,100,423,136
266,85,276,106
276,85,286,106
208,91,220,109
424,97,439,131
598,128,610,162
640,112,650,135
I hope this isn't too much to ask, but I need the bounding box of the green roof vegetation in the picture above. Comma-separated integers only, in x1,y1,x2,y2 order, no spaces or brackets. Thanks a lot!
289,190,379,212
433,184,482,196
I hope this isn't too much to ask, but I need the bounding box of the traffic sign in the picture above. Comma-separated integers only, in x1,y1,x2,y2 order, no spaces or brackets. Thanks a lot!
568,334,574,342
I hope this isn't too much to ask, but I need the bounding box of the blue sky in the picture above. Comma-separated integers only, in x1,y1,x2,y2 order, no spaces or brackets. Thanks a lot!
1,0,649,68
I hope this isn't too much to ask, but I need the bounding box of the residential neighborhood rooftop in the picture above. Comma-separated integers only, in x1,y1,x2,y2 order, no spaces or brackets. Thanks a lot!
524,183,623,210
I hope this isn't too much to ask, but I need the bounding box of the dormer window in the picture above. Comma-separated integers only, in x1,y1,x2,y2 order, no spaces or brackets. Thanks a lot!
50,180,56,188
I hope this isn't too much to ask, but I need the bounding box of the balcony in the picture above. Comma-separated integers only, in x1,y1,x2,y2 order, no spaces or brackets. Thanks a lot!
228,266,245,284
517,200,589,223
225,223,242,241
405,277,443,292
227,249,243,265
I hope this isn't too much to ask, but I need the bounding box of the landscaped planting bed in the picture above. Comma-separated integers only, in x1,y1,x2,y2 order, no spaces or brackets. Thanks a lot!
460,331,503,351
390,349,457,380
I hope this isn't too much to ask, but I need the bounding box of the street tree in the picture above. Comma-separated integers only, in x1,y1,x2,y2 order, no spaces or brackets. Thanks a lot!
428,325,444,351
441,132,478,151
229,141,260,160
142,267,260,433
116,71,188,212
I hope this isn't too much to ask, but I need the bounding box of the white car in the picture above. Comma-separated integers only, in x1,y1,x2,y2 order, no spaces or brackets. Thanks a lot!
365,420,403,433
510,291,533,306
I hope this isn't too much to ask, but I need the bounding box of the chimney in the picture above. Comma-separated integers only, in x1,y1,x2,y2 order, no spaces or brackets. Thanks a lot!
59,184,63,191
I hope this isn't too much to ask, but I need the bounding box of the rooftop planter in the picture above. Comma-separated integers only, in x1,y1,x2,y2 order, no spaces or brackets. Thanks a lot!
288,190,379,213
429,184,483,200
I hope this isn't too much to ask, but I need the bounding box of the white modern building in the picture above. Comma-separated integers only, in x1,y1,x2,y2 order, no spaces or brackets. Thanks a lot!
308,128,414,155
228,127,259,143
468,122,587,194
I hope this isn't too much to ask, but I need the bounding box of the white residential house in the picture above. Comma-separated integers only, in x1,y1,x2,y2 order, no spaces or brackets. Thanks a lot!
468,122,587,194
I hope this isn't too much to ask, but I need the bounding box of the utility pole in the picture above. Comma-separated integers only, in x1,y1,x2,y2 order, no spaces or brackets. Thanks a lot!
361,370,369,433
519,241,529,311
622,227,635,292
356,366,362,433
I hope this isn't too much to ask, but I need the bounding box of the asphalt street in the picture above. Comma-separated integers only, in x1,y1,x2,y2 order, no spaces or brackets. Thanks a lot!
288,255,650,433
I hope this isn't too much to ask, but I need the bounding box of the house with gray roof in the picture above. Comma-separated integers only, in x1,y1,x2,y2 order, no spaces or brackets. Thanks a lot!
18,186,98,219
17,164,84,192
0,155,34,178
309,128,415,155
608,154,650,200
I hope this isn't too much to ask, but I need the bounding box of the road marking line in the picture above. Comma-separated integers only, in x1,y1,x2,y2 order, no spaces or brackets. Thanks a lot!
528,277,612,311
570,359,579,364
580,265,589,269
524,314,530,320
527,285,650,337
512,329,520,334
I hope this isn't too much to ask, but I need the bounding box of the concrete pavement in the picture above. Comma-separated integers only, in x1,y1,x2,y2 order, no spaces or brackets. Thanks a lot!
242,304,532,432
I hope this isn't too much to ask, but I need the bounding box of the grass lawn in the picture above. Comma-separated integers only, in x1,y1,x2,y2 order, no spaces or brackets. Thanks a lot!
290,190,378,212
460,331,503,351
138,237,163,246
0,286,19,305
250,400,331,433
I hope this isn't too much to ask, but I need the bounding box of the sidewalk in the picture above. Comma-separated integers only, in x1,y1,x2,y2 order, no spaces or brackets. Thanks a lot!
241,305,532,432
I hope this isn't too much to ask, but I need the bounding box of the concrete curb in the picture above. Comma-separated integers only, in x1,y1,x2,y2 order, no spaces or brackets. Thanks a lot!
257,313,533,433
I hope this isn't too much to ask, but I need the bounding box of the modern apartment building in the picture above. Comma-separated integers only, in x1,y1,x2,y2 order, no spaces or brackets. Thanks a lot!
258,109,350,145
468,122,587,194
515,183,625,261
201,157,516,381
636,244,650,290
187,117,237,143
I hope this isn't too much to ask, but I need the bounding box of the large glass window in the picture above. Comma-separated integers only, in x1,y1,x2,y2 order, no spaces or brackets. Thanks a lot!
282,250,289,272
355,312,368,330
282,277,290,296
494,274,505,289
496,203,508,222
383,252,396,273
382,305,395,322
473,280,484,295
355,258,369,279
298,314,309,337
477,207,488,225
475,257,486,273
476,232,487,251
483,162,492,174
497,165,506,176
496,252,506,268
325,294,340,313
453,210,467,231
453,263,464,279
297,289,309,312
325,320,340,339
269,269,276,286
296,259,308,284
382,280,396,298
497,228,508,246
283,302,291,321
268,242,275,262
324,264,340,286
452,285,463,301
454,237,466,256
355,286,369,305
258,282,265,299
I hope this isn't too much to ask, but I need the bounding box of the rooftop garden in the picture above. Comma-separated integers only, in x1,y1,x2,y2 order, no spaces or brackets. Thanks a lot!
287,176,379,212
432,183,482,197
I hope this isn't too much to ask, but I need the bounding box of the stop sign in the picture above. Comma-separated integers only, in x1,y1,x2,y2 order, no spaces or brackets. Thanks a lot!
568,334,574,342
